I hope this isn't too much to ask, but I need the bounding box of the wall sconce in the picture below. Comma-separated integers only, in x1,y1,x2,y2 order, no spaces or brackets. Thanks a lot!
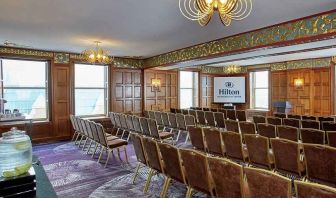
332,56,336,64
294,78,304,89
151,78,161,91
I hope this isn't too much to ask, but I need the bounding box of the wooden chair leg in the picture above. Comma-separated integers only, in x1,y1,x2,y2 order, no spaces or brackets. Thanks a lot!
143,169,155,193
74,134,81,144
176,130,181,142
185,187,193,198
160,177,171,198
124,146,129,163
104,150,111,168
185,132,189,144
98,147,105,163
132,163,141,184
71,132,77,141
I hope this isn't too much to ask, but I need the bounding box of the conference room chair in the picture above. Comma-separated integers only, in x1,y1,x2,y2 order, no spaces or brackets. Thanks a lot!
322,121,336,132
140,118,151,137
257,123,277,139
204,111,216,127
244,134,274,169
170,108,177,113
113,113,123,137
236,110,247,121
119,114,130,140
132,116,142,134
303,144,336,186
148,119,174,142
184,115,196,143
266,116,282,126
84,121,97,154
301,115,317,121
300,128,325,145
176,109,182,114
202,107,210,111
211,108,218,112
179,149,215,198
130,133,147,184
188,126,206,152
157,142,186,198
188,109,198,121
182,109,189,115
252,115,266,127
288,114,301,120
239,121,256,136
222,132,248,163
176,113,188,142
318,116,335,130
283,118,301,128
301,120,320,130
126,115,135,138
218,108,227,119
203,128,224,156
244,167,292,198
327,131,336,148
89,121,105,157
207,157,244,198
79,119,90,149
195,107,202,110
225,119,240,133
141,137,164,193
277,125,299,142
154,111,164,129
70,115,79,141
295,180,336,198
73,117,84,146
214,112,226,130
196,110,207,126
148,111,156,120
270,138,305,177
161,112,171,132
168,113,179,133
274,113,287,119
227,109,237,120
143,110,149,118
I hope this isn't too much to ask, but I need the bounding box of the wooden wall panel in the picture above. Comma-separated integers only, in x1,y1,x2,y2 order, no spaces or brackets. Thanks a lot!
111,69,143,115
144,70,178,111
201,74,215,108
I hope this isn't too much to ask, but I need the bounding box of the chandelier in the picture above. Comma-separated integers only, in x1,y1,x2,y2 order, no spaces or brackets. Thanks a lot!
81,41,113,64
224,65,241,74
179,0,252,26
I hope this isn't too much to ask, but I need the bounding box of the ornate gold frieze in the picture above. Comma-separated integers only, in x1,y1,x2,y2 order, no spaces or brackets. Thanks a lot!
144,11,336,67
54,53,70,64
0,47,53,57
271,57,331,71
197,65,248,74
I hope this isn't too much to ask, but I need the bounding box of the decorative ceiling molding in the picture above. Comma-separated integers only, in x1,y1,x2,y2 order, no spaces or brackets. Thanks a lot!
268,57,331,71
144,10,336,67
198,65,248,74
0,46,53,57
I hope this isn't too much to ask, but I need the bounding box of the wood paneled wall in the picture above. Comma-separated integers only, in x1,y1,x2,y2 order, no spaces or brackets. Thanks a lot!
111,69,143,115
271,67,332,116
200,74,215,108
144,69,178,111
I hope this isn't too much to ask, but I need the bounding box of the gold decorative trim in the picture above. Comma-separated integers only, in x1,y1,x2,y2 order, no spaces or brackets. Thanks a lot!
144,11,336,67
0,47,53,57
271,57,331,71
197,65,248,74
332,56,336,64
54,53,70,64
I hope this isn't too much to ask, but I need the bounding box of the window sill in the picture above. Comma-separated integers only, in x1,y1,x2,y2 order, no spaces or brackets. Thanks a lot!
247,109,269,112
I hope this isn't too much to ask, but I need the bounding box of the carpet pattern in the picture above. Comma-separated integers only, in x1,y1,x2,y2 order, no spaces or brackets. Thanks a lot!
33,138,206,198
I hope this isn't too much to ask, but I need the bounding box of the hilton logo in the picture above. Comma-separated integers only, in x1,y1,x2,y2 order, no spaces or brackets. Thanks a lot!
225,82,234,88
219,81,240,95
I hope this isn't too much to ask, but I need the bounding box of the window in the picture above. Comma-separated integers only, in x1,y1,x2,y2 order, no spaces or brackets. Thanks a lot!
250,70,269,109
74,64,108,116
179,71,199,109
1,59,49,120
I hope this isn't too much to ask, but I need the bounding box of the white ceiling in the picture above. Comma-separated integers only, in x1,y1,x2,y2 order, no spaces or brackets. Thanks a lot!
0,0,335,57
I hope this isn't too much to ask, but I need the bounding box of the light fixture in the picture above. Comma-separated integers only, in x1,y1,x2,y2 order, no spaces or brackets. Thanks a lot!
81,41,113,64
151,78,161,91
332,56,336,64
294,78,304,89
224,65,241,74
179,0,252,26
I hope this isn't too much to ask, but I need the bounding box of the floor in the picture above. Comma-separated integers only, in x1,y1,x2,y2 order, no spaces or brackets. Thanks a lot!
32,135,206,198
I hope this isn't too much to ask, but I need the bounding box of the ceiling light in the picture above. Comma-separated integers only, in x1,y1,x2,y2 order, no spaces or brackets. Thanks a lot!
81,41,113,64
179,0,253,26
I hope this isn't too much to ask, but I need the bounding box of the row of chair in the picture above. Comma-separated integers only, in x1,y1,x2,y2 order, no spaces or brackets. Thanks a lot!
69,115,128,167
274,112,336,122
131,133,336,197
187,127,336,187
253,115,336,131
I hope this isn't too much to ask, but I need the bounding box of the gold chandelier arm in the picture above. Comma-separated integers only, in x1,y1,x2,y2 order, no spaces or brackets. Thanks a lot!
179,0,208,20
229,0,252,20
198,10,213,26
218,0,237,13
196,0,211,14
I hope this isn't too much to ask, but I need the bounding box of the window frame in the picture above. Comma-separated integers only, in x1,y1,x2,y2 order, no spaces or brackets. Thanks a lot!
250,70,270,110
179,71,199,109
73,63,109,117
0,58,50,121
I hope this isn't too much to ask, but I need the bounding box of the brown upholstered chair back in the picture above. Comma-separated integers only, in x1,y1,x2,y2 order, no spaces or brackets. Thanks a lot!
277,125,299,141
185,115,196,128
211,108,218,112
148,111,155,119
302,115,317,121
288,114,301,120
218,109,227,118
108,112,116,127
253,115,266,126
188,126,205,151
222,132,245,161
188,110,197,121
303,144,336,185
96,123,108,147
114,113,122,128
239,121,256,136
144,111,149,118
270,138,302,176
236,110,247,121
182,109,189,115
203,107,210,111
147,119,160,139
126,115,134,131
84,120,93,139
327,131,336,148
161,112,170,127
119,114,128,129
196,110,206,125
203,128,224,156
300,128,325,144
130,133,147,165
267,116,282,126
157,142,184,183
274,113,287,119
301,120,320,130
322,121,336,132
295,180,336,198
319,117,335,130
176,113,186,130
225,119,240,133
227,110,237,120
154,111,163,126
214,112,226,128
205,111,216,127
244,134,272,169
208,157,243,198
257,123,276,138
142,137,162,172
89,121,100,143
168,113,178,128
176,109,182,114
244,167,292,198
132,116,142,133
140,118,151,136
283,118,300,128
179,149,213,195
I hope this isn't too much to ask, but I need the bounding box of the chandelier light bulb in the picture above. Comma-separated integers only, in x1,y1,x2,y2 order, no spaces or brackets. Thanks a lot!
219,0,227,4
205,0,213,4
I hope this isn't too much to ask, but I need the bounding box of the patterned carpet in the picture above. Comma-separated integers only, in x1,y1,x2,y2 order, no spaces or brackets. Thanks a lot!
32,136,206,198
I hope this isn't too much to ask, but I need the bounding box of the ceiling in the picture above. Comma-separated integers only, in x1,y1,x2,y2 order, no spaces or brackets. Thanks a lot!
0,0,335,58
